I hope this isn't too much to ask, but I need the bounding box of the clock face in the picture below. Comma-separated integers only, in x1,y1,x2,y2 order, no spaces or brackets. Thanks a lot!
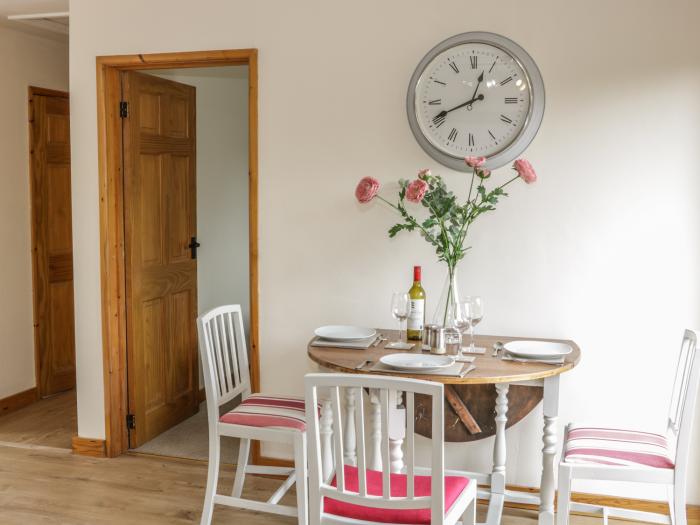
414,42,532,159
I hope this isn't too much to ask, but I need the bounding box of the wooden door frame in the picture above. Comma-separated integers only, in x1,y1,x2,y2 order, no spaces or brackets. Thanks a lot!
96,49,260,458
28,86,72,399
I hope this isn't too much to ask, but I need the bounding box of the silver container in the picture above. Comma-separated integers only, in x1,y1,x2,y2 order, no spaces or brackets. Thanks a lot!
424,324,439,349
431,327,446,355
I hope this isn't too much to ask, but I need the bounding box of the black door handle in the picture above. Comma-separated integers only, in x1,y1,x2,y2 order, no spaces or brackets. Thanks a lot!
188,237,201,259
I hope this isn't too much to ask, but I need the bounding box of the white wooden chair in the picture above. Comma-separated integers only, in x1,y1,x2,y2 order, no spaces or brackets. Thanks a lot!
304,373,477,525
557,329,699,525
197,304,308,525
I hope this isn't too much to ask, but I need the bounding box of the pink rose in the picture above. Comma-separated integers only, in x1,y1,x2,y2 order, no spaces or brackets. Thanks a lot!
355,176,381,203
478,168,491,179
417,168,432,179
406,179,428,203
465,156,486,168
513,158,537,184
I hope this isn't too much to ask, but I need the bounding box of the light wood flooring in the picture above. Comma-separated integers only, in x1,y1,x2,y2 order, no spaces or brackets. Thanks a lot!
0,389,76,450
0,443,654,525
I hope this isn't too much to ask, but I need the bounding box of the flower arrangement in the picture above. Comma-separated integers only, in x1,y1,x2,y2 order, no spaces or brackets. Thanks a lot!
355,156,537,324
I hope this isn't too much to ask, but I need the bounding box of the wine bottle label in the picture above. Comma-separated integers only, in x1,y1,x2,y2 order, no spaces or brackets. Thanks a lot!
407,299,425,331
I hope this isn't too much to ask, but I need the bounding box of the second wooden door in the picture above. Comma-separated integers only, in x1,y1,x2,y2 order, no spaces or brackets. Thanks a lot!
29,88,76,397
122,71,199,447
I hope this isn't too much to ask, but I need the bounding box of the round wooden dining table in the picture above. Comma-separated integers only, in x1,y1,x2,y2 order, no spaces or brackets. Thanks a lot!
308,331,581,525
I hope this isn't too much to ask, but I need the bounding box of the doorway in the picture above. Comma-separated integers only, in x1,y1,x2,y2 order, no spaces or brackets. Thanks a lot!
96,50,260,459
0,86,80,451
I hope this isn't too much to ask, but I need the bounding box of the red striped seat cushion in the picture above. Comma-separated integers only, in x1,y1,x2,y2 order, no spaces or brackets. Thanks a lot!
324,465,471,524
219,393,308,432
563,426,674,469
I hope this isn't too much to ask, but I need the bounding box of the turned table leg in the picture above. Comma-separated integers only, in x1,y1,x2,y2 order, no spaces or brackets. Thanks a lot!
486,382,509,525
388,391,405,474
539,376,560,525
343,387,357,466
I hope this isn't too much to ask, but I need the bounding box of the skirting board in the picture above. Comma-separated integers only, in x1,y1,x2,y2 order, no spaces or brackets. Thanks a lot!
72,436,106,458
0,387,38,417
256,453,699,522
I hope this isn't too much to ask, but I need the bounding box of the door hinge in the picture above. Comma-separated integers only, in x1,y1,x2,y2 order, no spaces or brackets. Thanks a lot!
126,413,136,430
119,101,129,118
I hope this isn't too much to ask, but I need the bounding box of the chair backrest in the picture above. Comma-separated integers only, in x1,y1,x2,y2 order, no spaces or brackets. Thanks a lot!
666,329,699,469
305,373,446,525
197,305,251,411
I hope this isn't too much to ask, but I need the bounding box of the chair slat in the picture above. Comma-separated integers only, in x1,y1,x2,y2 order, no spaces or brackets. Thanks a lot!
225,312,241,387
216,315,233,394
380,388,390,498
331,386,345,492
354,388,367,497
406,391,415,499
207,322,225,396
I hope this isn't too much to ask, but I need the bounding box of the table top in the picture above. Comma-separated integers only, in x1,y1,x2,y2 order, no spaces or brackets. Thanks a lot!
307,330,580,385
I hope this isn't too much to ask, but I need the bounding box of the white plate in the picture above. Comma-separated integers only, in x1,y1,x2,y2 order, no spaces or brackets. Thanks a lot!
503,340,572,359
314,325,377,342
380,353,455,372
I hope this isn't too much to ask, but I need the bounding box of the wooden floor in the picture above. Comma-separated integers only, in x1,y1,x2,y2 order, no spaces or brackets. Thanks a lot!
0,389,76,450
0,444,648,525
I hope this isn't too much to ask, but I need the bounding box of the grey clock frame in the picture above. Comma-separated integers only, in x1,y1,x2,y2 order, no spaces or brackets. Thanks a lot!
406,31,545,171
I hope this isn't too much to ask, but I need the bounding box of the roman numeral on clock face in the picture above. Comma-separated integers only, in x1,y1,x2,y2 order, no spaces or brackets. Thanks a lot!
433,79,446,86
505,97,518,104
488,130,496,141
500,76,513,86
428,99,441,105
468,133,475,146
432,113,446,127
470,55,478,69
448,128,458,142
449,61,459,73
500,114,513,124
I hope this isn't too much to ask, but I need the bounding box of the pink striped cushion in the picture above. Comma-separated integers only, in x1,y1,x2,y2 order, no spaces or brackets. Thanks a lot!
219,393,308,432
563,426,674,469
324,465,471,524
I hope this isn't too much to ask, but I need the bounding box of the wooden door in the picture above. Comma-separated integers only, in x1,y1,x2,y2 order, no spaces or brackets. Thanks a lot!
29,88,76,397
122,72,199,447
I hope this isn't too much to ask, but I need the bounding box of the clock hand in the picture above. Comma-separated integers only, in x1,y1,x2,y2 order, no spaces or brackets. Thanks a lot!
470,70,484,102
431,70,486,126
432,94,484,125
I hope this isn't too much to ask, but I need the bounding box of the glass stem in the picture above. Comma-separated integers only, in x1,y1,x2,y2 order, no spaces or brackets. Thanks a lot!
470,324,475,350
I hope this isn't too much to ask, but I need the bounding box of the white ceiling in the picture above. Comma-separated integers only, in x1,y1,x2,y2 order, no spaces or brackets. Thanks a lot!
0,0,68,41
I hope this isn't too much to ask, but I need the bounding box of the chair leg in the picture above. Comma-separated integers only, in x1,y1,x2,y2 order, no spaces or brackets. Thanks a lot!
462,493,476,525
294,432,308,525
672,482,687,525
232,438,251,497
556,464,572,525
201,432,221,525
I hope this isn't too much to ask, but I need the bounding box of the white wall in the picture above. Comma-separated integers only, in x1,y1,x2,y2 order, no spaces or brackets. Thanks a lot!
0,26,69,399
151,67,250,325
69,0,700,502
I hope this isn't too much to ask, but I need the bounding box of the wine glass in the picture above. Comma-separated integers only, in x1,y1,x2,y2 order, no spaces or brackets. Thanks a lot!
454,302,472,356
458,296,484,353
390,292,410,345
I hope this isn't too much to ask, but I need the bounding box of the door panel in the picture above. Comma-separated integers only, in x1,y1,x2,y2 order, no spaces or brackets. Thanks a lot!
30,90,76,397
123,71,198,447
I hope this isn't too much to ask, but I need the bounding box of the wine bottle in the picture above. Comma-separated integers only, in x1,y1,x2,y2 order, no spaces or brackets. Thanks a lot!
407,265,426,340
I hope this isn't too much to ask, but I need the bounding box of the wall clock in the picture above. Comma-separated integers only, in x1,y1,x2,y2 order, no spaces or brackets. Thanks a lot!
406,32,545,171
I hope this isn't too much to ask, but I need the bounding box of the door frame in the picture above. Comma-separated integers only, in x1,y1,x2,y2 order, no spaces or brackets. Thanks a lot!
28,86,74,399
96,49,260,458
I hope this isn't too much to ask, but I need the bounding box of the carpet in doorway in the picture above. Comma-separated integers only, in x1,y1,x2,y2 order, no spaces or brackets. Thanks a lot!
132,401,239,464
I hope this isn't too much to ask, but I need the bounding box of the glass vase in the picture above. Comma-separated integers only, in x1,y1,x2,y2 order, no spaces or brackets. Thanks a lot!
431,268,460,328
